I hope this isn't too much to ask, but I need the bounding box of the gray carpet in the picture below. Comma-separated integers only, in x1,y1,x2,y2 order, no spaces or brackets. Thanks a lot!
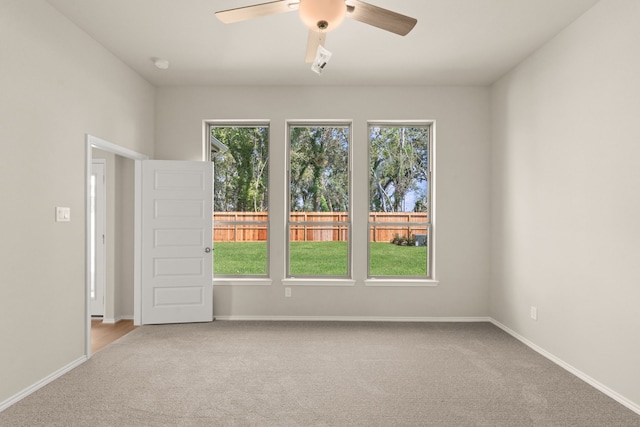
1,321,638,426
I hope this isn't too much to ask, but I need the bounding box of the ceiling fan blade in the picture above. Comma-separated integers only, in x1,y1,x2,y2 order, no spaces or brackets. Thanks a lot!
215,0,299,24
346,0,417,36
305,30,326,63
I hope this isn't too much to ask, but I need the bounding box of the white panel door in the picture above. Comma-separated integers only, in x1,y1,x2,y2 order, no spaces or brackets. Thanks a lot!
141,160,213,324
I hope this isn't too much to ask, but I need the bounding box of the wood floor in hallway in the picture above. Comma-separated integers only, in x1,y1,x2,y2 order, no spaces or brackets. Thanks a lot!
91,319,136,353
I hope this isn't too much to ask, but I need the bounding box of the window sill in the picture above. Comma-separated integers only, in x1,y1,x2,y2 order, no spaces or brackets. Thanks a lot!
282,278,356,287
364,278,439,287
213,278,272,286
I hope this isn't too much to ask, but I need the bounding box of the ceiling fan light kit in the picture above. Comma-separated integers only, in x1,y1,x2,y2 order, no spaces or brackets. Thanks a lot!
299,0,346,32
215,0,417,72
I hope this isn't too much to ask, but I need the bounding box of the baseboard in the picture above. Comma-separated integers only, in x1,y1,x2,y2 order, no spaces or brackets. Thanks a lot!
102,315,134,324
214,315,492,322
489,318,640,416
0,356,87,412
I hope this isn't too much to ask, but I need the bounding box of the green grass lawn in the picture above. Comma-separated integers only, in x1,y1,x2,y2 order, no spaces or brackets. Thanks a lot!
214,241,427,277
213,242,268,275
369,242,427,276
289,241,348,276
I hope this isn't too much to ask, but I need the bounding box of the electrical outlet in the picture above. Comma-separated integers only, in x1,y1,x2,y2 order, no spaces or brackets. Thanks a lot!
530,306,538,321
285,287,291,298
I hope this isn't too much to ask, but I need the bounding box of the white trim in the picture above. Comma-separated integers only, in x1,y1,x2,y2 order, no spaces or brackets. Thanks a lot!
214,315,491,322
87,135,149,160
101,315,134,324
0,356,86,412
214,278,272,286
490,318,640,416
133,161,143,326
282,278,356,287
364,279,439,287
205,119,271,126
430,121,437,280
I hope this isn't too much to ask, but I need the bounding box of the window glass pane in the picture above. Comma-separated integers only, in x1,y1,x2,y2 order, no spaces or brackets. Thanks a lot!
369,125,430,278
288,125,350,277
213,241,268,276
211,126,269,276
289,126,349,214
289,240,348,276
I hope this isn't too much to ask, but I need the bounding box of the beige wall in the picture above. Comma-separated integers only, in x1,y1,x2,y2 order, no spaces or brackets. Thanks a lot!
115,156,136,319
491,0,640,409
155,85,492,319
0,0,154,404
4,0,637,415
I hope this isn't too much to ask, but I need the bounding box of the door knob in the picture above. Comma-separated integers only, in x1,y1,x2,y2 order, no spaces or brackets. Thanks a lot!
205,247,212,253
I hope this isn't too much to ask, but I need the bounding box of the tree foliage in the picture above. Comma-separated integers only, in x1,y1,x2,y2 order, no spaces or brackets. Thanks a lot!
369,126,429,213
289,126,349,212
210,125,428,215
211,126,268,212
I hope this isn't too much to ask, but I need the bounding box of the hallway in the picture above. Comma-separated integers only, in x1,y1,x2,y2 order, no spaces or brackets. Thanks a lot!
91,319,136,353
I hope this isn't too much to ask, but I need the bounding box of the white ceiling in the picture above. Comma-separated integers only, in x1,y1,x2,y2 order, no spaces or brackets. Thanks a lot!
46,0,599,87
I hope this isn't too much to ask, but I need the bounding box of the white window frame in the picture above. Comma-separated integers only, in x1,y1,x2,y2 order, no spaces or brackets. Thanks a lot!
285,120,353,281
365,120,437,286
206,121,271,282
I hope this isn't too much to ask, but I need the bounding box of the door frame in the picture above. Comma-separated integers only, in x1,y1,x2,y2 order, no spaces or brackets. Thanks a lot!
85,134,148,357
90,159,106,317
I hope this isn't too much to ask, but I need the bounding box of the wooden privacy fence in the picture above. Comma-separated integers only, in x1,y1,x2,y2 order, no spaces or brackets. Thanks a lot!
213,212,428,242
369,212,428,243
213,212,268,242
289,212,349,242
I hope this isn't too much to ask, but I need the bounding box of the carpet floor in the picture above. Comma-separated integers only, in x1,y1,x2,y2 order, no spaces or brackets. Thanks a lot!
1,321,638,426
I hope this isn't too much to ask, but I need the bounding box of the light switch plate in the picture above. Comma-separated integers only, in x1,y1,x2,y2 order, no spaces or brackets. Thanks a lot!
56,206,71,222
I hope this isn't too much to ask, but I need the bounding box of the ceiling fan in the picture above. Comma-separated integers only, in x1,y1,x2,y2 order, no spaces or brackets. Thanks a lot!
215,0,417,63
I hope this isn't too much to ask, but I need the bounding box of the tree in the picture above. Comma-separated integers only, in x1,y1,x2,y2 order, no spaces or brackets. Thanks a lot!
289,126,349,212
211,126,269,212
369,126,429,213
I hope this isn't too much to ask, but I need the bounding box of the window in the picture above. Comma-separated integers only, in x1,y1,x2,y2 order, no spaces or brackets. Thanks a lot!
368,123,432,279
287,123,351,277
209,124,269,277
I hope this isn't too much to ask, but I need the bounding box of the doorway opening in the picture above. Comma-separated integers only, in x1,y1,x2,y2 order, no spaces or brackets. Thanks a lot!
85,135,148,357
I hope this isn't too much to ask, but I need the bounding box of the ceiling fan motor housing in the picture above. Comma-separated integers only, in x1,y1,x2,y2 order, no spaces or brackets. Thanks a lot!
299,0,347,32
